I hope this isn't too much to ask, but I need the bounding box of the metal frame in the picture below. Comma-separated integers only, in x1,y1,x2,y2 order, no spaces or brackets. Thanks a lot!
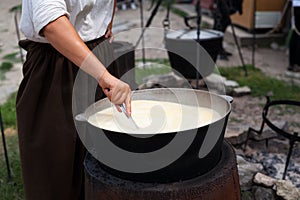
244,96,300,180
0,109,12,181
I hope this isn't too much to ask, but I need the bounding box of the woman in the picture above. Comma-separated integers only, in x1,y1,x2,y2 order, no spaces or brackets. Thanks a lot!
213,0,243,60
17,0,131,199
118,0,137,10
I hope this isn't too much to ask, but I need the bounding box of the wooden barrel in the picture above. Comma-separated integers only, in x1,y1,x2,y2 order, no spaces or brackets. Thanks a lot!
84,140,241,200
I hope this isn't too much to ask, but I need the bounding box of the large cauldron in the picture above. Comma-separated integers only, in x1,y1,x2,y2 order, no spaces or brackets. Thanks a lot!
75,88,232,183
165,29,223,79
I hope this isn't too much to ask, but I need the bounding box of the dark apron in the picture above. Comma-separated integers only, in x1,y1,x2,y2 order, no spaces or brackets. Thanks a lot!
16,37,115,200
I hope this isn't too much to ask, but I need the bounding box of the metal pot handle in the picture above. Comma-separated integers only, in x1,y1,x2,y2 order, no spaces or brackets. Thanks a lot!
220,95,233,103
75,113,87,122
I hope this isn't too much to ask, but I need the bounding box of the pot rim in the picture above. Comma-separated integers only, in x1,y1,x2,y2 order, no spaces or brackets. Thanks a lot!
76,88,232,134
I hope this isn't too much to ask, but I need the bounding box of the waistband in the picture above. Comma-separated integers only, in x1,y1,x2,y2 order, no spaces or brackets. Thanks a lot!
18,36,107,52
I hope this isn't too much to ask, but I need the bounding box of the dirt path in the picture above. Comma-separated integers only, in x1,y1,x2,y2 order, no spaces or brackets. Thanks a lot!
0,0,22,104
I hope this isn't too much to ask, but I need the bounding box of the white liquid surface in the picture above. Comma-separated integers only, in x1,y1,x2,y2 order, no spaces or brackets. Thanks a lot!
88,100,221,134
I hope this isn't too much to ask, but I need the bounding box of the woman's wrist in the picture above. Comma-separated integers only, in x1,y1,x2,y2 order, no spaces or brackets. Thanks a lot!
97,69,108,87
80,52,108,81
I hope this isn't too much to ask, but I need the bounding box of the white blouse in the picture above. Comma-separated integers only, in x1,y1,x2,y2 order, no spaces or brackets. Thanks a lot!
293,0,300,7
20,0,114,43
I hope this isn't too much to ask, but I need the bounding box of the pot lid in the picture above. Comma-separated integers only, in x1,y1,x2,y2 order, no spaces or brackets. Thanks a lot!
166,29,223,40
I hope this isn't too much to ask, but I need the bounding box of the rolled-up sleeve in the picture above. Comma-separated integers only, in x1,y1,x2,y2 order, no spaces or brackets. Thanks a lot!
32,0,70,35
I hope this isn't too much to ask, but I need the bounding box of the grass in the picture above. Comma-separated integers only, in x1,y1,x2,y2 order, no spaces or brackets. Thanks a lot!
135,59,172,84
0,133,24,200
0,62,13,71
9,5,22,13
3,52,21,63
0,93,24,200
0,52,20,80
171,6,188,18
160,0,190,18
0,93,17,129
218,65,300,101
0,62,14,80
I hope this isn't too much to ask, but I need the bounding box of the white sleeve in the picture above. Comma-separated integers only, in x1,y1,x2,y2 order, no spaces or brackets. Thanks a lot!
293,0,300,7
32,0,70,35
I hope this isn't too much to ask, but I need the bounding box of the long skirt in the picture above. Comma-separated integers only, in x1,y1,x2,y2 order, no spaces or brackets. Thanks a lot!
16,37,115,200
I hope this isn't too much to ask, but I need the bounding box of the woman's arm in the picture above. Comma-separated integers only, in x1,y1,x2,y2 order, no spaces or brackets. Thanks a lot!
41,15,131,115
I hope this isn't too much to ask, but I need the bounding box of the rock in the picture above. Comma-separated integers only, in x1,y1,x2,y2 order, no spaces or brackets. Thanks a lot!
284,71,300,87
203,73,227,93
236,155,264,190
270,42,279,50
285,70,300,79
232,86,251,96
225,131,246,145
248,129,279,142
253,172,277,187
252,186,277,200
275,180,300,200
224,80,239,93
225,125,249,145
224,80,239,88
139,72,190,89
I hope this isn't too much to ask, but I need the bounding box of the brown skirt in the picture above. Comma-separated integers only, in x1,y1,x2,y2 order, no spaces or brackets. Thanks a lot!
16,37,113,200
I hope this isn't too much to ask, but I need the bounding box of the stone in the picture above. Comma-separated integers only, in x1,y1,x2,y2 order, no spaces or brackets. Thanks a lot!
252,186,277,200
270,42,279,50
283,71,300,87
139,72,190,89
224,80,239,88
232,86,251,96
236,155,264,190
225,125,248,145
248,129,279,142
285,70,300,79
203,73,227,93
275,180,300,200
224,80,239,93
253,172,277,187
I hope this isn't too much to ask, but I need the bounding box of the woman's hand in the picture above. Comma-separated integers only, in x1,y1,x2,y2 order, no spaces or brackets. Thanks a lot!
105,22,114,43
98,71,131,115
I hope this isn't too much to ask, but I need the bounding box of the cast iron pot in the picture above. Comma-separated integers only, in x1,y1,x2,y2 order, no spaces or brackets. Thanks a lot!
165,29,223,79
75,88,232,183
